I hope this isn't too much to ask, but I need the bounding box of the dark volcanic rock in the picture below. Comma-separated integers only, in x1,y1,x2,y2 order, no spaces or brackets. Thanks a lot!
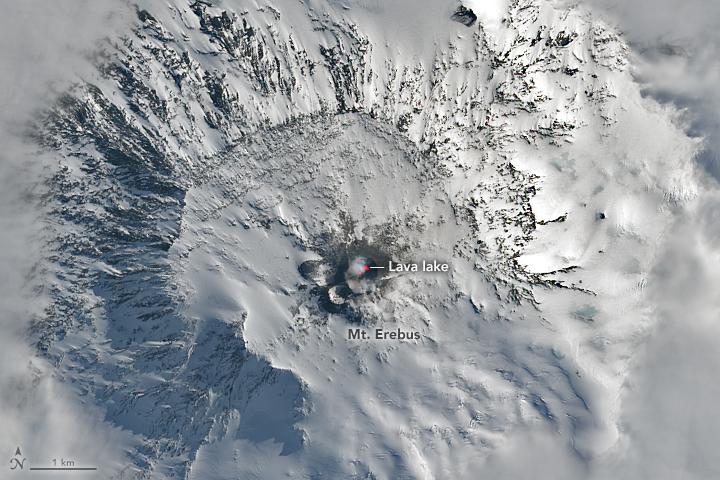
451,5,477,27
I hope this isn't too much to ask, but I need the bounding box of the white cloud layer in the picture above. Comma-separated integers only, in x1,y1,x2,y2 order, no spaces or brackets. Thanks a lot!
583,0,720,179
580,0,720,477
0,1,136,476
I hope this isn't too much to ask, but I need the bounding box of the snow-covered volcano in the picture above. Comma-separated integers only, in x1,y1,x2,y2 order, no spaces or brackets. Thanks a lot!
14,0,701,477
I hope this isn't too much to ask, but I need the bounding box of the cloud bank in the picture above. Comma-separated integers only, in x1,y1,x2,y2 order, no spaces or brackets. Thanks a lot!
581,0,720,477
0,1,137,476
584,0,720,180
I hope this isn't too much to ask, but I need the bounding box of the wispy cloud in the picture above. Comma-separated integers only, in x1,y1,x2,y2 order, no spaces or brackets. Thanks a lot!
582,1,720,477
586,0,720,180
0,1,134,473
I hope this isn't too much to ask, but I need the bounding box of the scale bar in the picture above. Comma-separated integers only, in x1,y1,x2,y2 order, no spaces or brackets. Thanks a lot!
30,468,97,471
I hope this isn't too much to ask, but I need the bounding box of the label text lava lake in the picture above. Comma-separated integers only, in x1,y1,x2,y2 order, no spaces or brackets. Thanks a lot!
387,260,449,272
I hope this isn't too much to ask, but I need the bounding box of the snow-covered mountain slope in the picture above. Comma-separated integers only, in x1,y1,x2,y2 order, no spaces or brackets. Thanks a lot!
30,0,698,478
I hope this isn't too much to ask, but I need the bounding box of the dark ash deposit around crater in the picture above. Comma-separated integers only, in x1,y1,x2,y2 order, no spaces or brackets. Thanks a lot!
299,241,392,317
